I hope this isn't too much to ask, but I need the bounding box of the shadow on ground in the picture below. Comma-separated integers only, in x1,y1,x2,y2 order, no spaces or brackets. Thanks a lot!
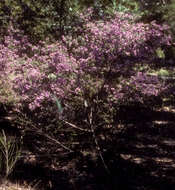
1,102,175,190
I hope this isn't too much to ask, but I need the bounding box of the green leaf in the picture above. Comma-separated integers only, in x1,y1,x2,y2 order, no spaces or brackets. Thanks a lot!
158,69,169,76
156,48,165,58
54,96,63,113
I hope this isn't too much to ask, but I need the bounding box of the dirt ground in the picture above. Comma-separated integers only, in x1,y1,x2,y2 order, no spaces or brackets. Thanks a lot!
1,102,175,190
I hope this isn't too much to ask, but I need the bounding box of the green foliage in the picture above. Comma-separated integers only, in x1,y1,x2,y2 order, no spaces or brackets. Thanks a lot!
156,48,165,58
0,0,142,42
0,130,21,178
117,0,140,13
0,78,19,106
0,0,70,41
157,69,170,76
54,96,63,114
137,0,168,22
163,0,175,34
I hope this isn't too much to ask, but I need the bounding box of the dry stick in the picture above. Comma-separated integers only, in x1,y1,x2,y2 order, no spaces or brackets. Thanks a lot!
89,107,110,175
20,117,74,152
26,127,73,152
16,114,76,152
62,120,91,132
35,129,73,152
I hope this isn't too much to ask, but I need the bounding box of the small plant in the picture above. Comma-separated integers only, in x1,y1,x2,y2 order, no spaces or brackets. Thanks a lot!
158,69,169,76
0,130,21,178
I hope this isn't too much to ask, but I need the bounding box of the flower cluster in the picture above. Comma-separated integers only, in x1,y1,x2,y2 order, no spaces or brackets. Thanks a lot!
0,11,172,116
62,12,172,106
0,26,78,111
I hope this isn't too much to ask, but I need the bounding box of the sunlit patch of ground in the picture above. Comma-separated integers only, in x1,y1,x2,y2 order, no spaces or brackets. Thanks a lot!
0,181,37,190
121,153,175,166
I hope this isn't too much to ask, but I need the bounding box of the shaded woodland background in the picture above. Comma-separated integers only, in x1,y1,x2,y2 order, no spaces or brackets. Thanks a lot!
0,0,175,189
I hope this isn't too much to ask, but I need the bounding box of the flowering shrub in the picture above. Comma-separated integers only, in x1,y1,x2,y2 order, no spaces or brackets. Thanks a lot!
62,12,172,108
0,11,172,126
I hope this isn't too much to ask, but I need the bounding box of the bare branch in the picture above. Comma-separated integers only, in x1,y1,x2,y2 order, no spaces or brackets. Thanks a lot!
62,120,91,132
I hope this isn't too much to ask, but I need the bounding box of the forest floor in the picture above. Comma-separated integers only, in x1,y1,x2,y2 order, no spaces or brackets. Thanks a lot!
0,99,175,190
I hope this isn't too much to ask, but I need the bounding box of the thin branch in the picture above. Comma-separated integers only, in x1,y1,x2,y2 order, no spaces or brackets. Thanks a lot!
89,107,110,174
26,127,73,152
62,120,91,132
18,114,74,152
